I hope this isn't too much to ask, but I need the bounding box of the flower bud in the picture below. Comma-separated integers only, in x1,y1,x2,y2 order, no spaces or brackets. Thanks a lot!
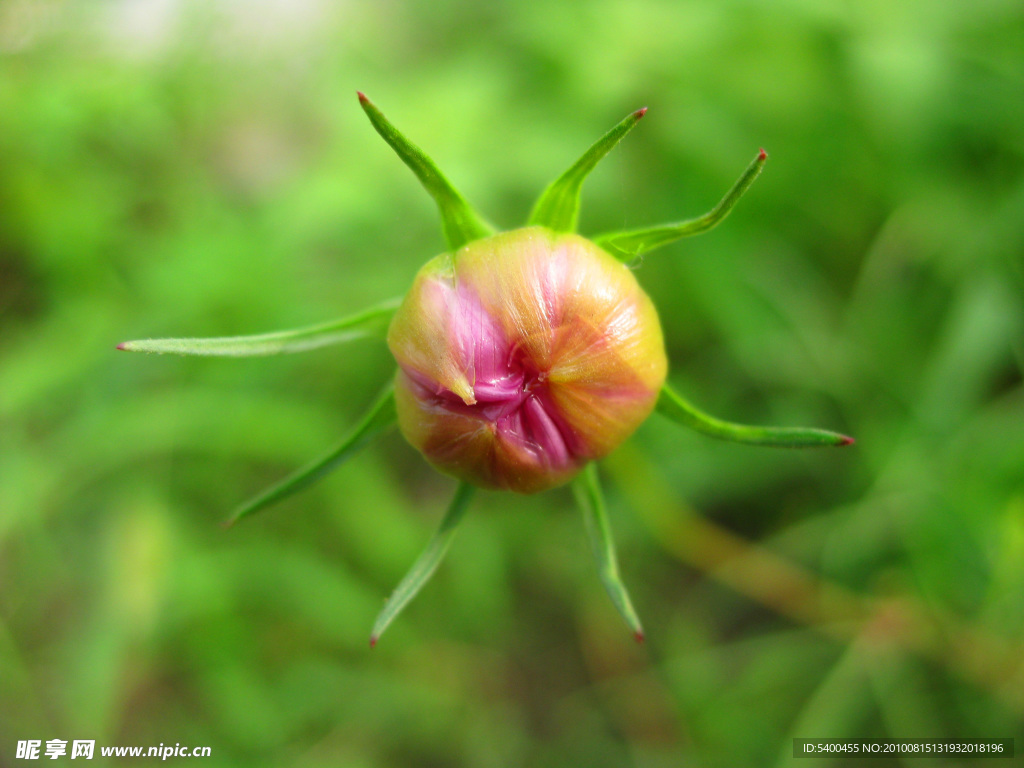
388,226,668,493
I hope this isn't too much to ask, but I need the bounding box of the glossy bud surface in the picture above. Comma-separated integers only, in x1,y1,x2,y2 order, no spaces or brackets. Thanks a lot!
388,226,668,493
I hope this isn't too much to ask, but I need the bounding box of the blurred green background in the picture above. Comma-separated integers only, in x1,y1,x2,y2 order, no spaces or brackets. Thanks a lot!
2,0,1022,765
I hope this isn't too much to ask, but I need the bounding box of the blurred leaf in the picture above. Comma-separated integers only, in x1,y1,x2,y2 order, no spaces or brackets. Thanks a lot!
777,643,874,767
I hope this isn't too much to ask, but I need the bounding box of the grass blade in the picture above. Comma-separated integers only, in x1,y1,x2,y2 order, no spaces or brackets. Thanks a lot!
573,463,645,642
595,149,768,262
117,298,400,357
358,92,493,251
225,385,397,526
370,482,476,647
528,107,647,233
657,383,854,448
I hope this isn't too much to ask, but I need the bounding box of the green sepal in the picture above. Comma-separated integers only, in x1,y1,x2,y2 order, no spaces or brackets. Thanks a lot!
657,383,854,448
225,385,397,526
572,463,645,642
595,149,768,263
117,298,400,357
528,107,647,233
370,482,476,647
357,92,493,251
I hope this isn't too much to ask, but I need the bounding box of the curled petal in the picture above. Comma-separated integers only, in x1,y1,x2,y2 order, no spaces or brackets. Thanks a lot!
389,227,668,493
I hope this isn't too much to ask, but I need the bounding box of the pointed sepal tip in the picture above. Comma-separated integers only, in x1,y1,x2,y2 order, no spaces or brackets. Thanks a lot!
657,384,855,449
595,146,770,262
574,465,647,640
355,91,493,251
368,483,476,646
528,106,648,233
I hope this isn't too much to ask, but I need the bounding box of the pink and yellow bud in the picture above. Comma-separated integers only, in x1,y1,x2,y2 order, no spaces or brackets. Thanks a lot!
388,226,668,493
115,95,854,645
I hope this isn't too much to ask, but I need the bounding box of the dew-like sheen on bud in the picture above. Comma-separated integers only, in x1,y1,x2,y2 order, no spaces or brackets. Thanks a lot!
388,226,668,493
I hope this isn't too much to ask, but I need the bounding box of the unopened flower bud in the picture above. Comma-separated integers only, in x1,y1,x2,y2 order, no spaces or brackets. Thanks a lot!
116,95,853,643
388,226,668,493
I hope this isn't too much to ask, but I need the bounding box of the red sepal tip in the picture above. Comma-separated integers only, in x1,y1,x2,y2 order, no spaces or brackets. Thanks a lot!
634,107,648,119
839,435,856,446
357,91,369,105
116,342,128,351
758,148,768,161
369,635,378,648
634,630,645,644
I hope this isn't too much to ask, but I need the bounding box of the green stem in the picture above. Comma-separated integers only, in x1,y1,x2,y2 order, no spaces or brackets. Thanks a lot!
117,298,400,357
656,383,854,448
370,482,476,647
358,92,493,251
226,385,397,526
528,107,647,233
595,149,768,262
573,463,645,642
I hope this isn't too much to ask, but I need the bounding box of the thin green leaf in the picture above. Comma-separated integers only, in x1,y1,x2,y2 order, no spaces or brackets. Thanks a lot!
226,385,397,526
357,92,493,251
657,383,854,448
117,298,401,357
370,482,476,647
528,107,647,233
595,149,768,262
572,463,645,642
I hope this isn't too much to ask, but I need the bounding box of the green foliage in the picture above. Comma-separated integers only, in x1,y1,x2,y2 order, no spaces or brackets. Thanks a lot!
117,298,400,356
573,464,645,641
370,482,476,647
2,1,1023,766
595,149,767,262
657,383,853,447
227,384,397,526
358,93,493,251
